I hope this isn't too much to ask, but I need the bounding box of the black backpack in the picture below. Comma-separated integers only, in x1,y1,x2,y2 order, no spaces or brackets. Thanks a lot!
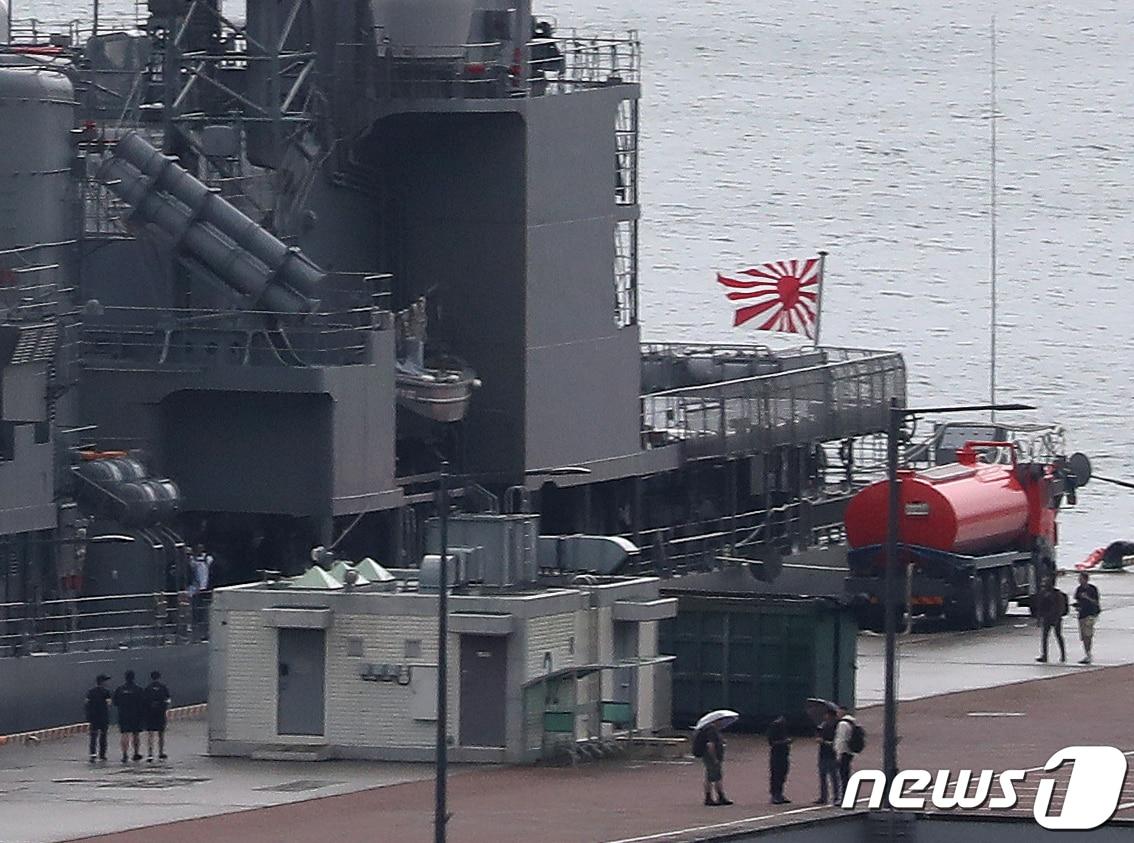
691,729,708,758
847,719,865,753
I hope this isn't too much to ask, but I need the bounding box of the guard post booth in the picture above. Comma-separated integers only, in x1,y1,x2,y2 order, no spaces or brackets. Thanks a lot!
207,516,676,763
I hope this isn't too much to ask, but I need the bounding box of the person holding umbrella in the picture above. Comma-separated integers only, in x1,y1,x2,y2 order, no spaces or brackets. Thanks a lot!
806,698,841,805
692,709,735,807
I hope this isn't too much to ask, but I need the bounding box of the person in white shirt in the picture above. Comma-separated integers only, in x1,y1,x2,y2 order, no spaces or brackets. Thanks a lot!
833,704,858,796
188,545,212,594
188,545,213,631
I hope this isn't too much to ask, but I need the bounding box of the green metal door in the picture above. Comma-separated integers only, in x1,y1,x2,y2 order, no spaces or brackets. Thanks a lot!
660,594,856,729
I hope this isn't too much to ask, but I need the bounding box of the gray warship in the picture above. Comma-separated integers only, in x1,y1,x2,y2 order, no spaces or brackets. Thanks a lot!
0,0,904,733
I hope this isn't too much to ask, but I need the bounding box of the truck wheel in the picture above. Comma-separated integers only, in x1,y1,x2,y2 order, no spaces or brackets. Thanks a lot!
982,572,998,626
970,576,987,629
997,570,1013,617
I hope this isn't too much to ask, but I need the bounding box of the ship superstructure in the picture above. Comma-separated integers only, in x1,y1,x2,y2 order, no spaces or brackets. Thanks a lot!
0,1,904,732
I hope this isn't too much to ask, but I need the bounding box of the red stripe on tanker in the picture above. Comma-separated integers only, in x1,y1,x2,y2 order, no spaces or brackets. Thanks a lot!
845,447,1056,556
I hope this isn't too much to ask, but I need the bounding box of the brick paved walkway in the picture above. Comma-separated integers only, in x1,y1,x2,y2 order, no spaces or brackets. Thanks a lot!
68,665,1134,843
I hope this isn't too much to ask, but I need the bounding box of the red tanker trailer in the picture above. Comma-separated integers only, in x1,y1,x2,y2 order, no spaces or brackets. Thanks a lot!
844,441,1090,629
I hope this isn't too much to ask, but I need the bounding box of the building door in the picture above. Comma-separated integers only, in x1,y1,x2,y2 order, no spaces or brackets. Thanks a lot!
277,628,325,736
612,621,639,706
459,635,507,747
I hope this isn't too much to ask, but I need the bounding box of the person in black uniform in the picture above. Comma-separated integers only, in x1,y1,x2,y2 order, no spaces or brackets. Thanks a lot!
112,670,144,763
1073,572,1101,664
84,674,112,762
144,670,171,761
767,715,792,804
1034,577,1067,663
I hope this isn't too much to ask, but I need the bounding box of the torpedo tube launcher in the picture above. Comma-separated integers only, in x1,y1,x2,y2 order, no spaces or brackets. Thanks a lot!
844,442,1091,629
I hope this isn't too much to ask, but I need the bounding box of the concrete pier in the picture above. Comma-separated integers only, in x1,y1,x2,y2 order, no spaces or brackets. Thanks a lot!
2,569,1131,843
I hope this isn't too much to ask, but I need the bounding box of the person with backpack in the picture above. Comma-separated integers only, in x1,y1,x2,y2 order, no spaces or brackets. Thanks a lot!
1034,577,1067,663
692,723,733,807
833,704,864,799
1073,572,1101,664
814,707,840,805
144,671,172,761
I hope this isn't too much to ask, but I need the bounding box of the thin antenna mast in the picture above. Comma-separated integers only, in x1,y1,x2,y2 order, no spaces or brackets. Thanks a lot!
989,16,998,422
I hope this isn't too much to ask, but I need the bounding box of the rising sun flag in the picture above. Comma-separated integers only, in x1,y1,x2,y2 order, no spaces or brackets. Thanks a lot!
717,254,825,341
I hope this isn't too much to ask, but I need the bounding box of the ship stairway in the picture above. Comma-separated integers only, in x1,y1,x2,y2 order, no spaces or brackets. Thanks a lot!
272,130,328,238
263,325,307,367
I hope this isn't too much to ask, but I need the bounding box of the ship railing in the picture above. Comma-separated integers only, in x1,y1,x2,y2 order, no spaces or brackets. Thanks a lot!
0,590,209,658
552,30,641,89
640,344,885,393
644,341,782,356
642,342,892,366
82,172,134,237
371,31,639,100
640,348,906,459
620,497,849,578
74,291,394,370
6,14,147,48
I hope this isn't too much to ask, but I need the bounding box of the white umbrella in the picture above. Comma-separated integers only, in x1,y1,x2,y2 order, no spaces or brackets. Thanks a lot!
805,697,838,725
695,709,739,732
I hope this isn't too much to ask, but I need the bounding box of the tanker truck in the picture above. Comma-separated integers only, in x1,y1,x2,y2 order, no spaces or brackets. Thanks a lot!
844,441,1091,629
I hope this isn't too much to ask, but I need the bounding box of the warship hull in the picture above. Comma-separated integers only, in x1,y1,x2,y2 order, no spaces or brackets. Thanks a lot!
0,1,904,734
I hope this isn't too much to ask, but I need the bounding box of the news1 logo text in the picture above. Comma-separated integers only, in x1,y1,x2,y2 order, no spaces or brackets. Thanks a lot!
843,746,1129,830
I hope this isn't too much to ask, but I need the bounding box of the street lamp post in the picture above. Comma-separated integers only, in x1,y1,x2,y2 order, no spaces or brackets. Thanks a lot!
883,398,901,785
433,462,591,843
434,461,449,843
881,398,1033,785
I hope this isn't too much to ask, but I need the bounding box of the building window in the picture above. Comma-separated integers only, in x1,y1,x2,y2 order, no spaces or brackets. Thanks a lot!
405,638,422,659
346,637,364,657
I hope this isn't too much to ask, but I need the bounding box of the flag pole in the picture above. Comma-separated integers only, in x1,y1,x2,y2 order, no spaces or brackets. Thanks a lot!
989,16,998,423
813,250,827,347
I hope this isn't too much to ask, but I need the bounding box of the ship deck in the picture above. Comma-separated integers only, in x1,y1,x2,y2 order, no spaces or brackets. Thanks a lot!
4,569,1133,843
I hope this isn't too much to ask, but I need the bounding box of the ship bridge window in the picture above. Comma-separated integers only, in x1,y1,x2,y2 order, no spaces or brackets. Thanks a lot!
614,220,638,328
0,422,14,462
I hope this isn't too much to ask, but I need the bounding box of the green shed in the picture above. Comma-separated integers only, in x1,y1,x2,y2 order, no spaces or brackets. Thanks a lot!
659,592,857,731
